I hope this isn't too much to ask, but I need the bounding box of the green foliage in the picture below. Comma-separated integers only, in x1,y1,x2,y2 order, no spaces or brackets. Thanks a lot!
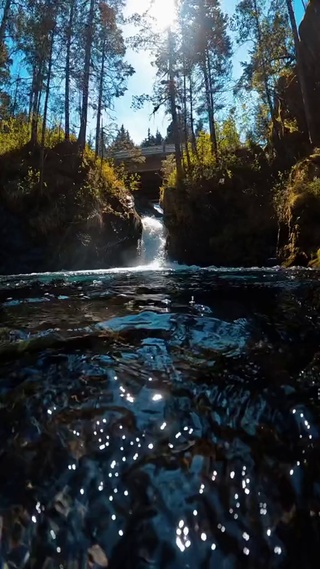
292,178,320,200
275,152,320,266
3,167,42,211
186,131,215,182
216,115,241,153
83,144,123,191
141,128,163,147
309,249,320,268
232,0,294,142
272,171,289,222
0,117,31,154
106,124,145,185
108,124,136,153
18,167,41,196
163,117,260,190
44,124,71,148
161,154,176,188
0,117,77,155
233,0,294,96
113,160,141,193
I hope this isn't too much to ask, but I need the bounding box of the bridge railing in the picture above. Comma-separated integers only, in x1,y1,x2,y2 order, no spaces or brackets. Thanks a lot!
112,144,176,161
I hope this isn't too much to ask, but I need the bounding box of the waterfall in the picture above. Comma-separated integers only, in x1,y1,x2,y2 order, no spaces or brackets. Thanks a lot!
140,205,166,267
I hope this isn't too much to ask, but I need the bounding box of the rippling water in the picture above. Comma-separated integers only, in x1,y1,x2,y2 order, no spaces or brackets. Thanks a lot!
1,265,320,568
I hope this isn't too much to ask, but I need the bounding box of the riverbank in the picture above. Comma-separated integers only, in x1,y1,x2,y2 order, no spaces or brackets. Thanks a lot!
162,144,278,267
0,139,142,274
162,148,320,268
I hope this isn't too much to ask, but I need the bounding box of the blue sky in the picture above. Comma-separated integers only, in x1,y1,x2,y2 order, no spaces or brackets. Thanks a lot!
112,0,305,144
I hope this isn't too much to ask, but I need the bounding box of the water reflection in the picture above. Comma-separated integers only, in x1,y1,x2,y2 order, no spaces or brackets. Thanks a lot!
0,268,320,567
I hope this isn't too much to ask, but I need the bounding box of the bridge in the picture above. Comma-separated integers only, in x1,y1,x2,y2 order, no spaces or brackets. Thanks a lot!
112,144,176,201
112,144,176,173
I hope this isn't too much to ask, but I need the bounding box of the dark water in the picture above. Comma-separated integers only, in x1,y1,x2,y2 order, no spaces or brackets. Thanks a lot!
0,267,320,568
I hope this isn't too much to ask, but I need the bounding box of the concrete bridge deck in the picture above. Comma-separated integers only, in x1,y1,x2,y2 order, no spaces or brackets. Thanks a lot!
111,144,177,200
113,144,176,173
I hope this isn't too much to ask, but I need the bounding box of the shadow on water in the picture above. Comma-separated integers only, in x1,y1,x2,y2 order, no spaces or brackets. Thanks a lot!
0,267,320,568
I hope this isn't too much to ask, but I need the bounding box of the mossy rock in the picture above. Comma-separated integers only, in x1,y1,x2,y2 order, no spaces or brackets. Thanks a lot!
290,151,320,186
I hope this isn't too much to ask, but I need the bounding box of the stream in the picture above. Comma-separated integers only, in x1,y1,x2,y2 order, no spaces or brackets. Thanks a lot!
0,206,320,568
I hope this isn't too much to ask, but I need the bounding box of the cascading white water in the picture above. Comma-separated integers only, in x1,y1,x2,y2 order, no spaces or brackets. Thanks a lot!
140,207,166,267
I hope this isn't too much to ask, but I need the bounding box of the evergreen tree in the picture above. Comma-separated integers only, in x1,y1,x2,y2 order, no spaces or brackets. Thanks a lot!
108,124,135,152
141,128,164,147
233,0,294,142
93,1,134,157
180,0,232,160
0,0,133,152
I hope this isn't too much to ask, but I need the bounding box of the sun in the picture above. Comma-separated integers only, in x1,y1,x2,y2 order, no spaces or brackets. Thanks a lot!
149,0,177,32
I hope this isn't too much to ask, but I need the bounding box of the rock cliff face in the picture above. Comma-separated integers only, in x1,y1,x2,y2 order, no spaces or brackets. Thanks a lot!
45,196,142,272
279,152,320,267
0,193,142,275
274,2,320,267
162,148,277,267
0,142,142,274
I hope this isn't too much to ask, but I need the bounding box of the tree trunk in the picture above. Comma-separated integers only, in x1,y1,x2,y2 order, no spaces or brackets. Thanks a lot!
182,57,191,170
100,117,104,172
28,67,36,123
78,0,95,151
37,85,43,116
189,74,197,155
40,29,55,191
286,0,316,146
202,55,218,160
252,0,276,127
0,0,11,44
30,61,43,146
168,30,183,182
206,52,219,161
95,35,106,158
65,0,75,141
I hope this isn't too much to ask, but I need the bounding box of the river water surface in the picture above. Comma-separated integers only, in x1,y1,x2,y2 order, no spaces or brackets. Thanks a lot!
0,213,320,568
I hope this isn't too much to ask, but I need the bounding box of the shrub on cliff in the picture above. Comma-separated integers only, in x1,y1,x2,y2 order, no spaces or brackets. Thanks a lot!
162,129,271,199
0,116,77,155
